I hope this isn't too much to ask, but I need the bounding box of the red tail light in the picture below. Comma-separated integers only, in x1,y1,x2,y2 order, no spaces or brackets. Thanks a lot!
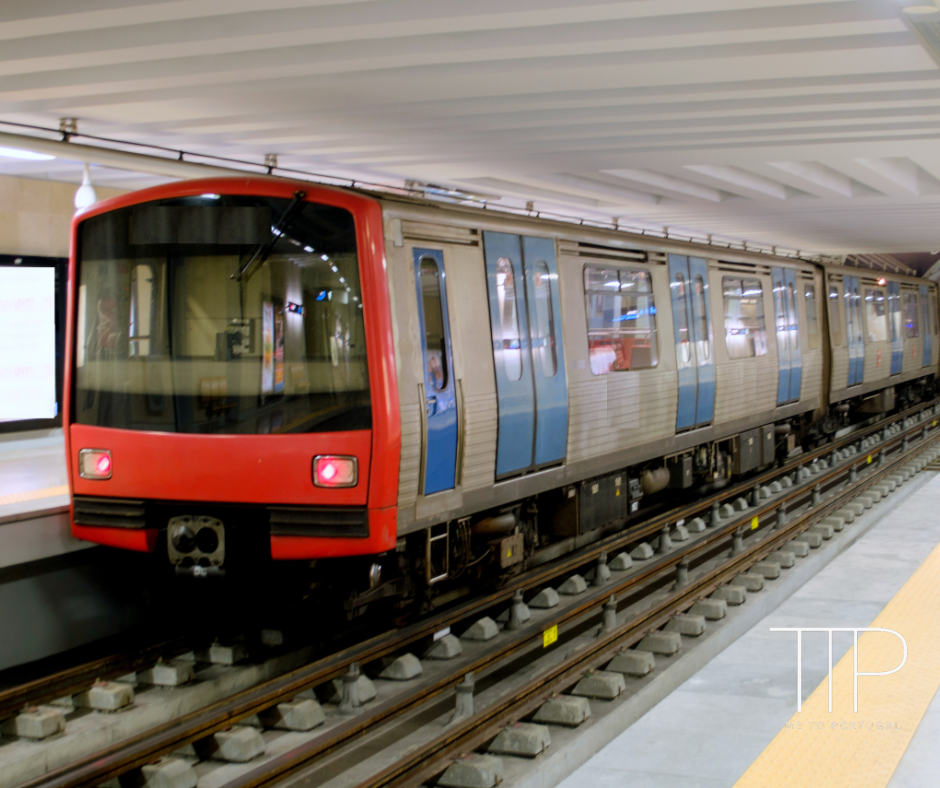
79,449,112,480
313,455,358,488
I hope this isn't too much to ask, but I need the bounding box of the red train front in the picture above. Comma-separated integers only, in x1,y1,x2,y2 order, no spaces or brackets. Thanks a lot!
63,177,401,577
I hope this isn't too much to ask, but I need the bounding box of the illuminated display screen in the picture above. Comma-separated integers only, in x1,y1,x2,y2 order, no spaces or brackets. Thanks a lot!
0,266,57,423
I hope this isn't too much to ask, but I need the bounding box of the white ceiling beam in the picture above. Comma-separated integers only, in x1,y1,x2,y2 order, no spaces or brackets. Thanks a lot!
534,173,661,204
603,168,723,201
682,164,794,199
854,156,940,195
766,160,873,197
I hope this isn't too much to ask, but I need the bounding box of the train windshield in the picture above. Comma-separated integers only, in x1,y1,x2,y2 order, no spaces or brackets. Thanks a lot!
73,194,370,435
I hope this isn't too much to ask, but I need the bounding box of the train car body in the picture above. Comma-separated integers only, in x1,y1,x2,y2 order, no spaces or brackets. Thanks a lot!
62,176,939,602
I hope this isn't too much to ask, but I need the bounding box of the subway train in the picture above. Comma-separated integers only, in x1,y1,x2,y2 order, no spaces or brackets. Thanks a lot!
64,176,940,609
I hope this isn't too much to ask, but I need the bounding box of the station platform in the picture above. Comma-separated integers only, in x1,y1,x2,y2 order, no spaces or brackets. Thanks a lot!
0,430,142,670
0,429,80,567
558,469,940,788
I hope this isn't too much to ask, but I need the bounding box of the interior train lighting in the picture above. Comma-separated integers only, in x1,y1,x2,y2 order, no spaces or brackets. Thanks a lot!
79,449,112,479
313,455,358,487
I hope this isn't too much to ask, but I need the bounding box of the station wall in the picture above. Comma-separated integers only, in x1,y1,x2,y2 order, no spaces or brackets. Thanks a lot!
0,174,124,257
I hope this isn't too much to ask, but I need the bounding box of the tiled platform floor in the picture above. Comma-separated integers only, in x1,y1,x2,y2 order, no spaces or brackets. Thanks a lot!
558,472,940,788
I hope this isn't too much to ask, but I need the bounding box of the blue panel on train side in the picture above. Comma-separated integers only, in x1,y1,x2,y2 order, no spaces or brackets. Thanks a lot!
668,255,698,431
688,257,715,425
413,248,458,495
784,268,802,401
522,236,568,466
771,267,791,404
483,231,536,477
921,286,932,367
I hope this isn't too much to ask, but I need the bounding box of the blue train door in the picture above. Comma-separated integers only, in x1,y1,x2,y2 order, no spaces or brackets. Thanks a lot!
844,275,863,386
888,281,902,375
668,255,714,430
771,268,791,404
920,285,933,367
483,232,568,478
784,268,802,401
413,249,458,494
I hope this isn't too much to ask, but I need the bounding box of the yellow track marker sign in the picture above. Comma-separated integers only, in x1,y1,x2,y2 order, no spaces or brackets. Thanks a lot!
543,625,558,648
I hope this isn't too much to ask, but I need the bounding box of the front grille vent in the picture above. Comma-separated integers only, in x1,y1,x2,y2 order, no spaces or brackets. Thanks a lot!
73,496,146,529
268,506,369,538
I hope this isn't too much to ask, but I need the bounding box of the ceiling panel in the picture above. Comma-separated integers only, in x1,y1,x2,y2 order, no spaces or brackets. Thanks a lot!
3,0,940,255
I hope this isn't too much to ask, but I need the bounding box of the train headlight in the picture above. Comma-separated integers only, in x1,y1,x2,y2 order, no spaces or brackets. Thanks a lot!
313,455,358,488
79,449,112,480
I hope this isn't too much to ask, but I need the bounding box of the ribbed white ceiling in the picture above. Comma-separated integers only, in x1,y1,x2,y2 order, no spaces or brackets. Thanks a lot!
4,0,940,255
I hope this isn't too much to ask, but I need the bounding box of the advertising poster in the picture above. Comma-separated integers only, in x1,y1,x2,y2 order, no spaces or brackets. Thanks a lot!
261,301,274,396
0,267,57,422
273,302,285,394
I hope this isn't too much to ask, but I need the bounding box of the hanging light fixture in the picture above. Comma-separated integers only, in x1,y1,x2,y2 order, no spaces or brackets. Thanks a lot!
74,163,98,211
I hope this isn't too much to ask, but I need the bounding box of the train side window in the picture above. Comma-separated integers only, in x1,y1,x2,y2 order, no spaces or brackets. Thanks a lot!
786,282,799,350
804,284,819,350
583,265,658,375
904,292,919,338
532,260,557,377
773,279,788,352
888,286,902,347
932,293,938,335
495,257,523,381
693,275,710,360
828,283,843,346
419,256,449,390
675,273,692,363
864,288,888,342
722,277,767,359
921,293,931,348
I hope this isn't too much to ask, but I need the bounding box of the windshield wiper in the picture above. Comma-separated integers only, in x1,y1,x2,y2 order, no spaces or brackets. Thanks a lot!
230,190,306,281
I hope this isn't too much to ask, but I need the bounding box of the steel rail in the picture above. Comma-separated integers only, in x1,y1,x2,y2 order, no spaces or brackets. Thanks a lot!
359,429,940,788
17,400,938,788
0,635,195,723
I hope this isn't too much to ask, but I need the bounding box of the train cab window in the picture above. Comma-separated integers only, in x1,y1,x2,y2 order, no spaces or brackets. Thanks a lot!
74,195,370,435
828,283,843,346
786,282,799,350
804,284,819,350
495,257,523,381
904,292,919,338
584,266,658,375
419,257,449,391
532,260,558,377
931,294,938,335
865,289,888,342
722,277,767,359
128,264,155,357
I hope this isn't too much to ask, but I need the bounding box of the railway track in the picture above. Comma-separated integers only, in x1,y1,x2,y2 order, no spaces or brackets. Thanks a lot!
12,398,940,788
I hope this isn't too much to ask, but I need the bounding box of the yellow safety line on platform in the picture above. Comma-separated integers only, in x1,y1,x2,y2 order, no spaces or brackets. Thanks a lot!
0,484,69,507
733,537,940,788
